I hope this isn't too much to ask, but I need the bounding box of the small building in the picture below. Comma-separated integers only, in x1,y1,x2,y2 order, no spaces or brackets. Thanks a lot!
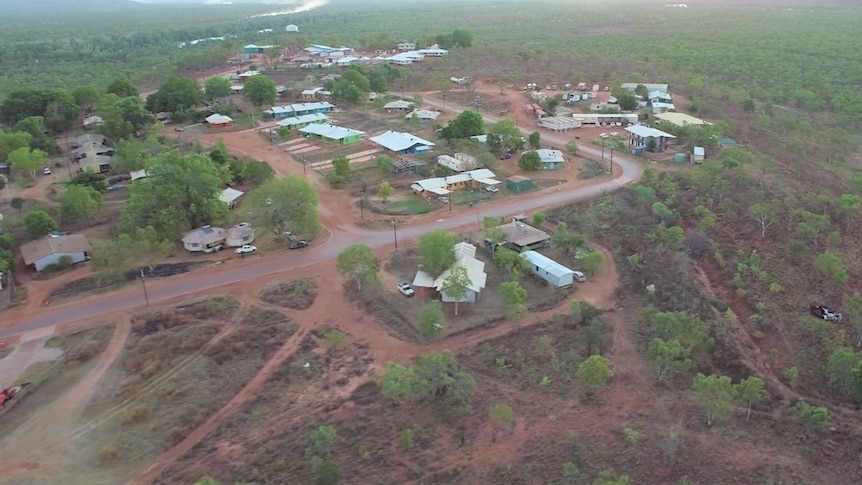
206,114,234,128
718,137,737,148
182,225,226,253
506,175,533,192
405,110,440,123
412,242,487,303
301,87,332,100
396,42,416,51
521,250,576,288
237,70,261,83
654,112,712,129
129,169,150,181
437,153,478,172
21,234,91,272
299,123,364,144
648,90,673,104
225,223,255,247
572,113,638,126
417,45,448,57
410,168,499,197
650,102,676,113
620,83,669,94
383,100,415,113
534,149,566,170
78,155,112,174
286,24,299,33
243,44,274,54
497,217,551,251
69,134,107,149
625,125,676,153
539,116,581,132
82,115,103,129
276,113,329,130
219,188,245,208
691,146,705,164
266,102,334,119
370,130,435,154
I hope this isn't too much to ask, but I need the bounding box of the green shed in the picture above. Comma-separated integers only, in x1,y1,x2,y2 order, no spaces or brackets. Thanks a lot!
506,175,534,192
673,153,688,164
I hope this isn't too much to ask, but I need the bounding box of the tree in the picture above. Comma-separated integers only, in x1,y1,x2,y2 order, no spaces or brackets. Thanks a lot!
577,354,613,388
312,458,341,485
308,425,336,453
116,96,155,132
814,250,848,285
67,171,107,192
493,248,529,279
485,119,524,152
416,229,457,277
14,116,57,153
595,470,632,485
0,88,79,133
742,98,756,112
837,193,860,231
476,152,496,169
441,265,472,316
119,151,230,241
24,210,58,239
381,350,476,415
106,79,139,98
10,198,25,214
0,131,32,163
376,155,393,173
617,91,638,111
735,376,765,421
646,310,713,353
246,176,320,239
332,154,350,180
795,401,830,426
749,203,775,239
8,146,47,179
336,244,379,291
418,300,445,338
243,75,277,109
489,403,515,439
518,151,542,171
498,280,527,321
194,476,219,485
72,85,102,113
531,211,546,227
692,373,737,426
58,185,101,225
528,131,541,150
90,228,173,283
564,141,579,154
579,251,604,275
648,338,692,382
144,76,202,114
439,110,484,142
377,180,395,202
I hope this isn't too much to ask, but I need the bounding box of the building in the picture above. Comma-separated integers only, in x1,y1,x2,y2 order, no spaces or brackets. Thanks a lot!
69,134,107,149
412,242,487,303
276,113,329,130
72,141,114,160
396,42,416,51
521,251,576,288
497,217,551,251
77,155,112,174
384,51,424,65
437,153,478,172
206,114,234,128
691,146,705,164
650,102,676,113
182,225,226,253
82,115,103,129
21,234,91,272
405,110,440,123
383,100,415,113
533,149,566,170
625,125,676,152
539,116,581,132
410,168,500,197
243,44,275,54
417,45,448,57
225,223,255,247
718,137,737,148
620,83,669,94
286,24,299,33
506,175,533,192
265,102,334,119
573,113,639,126
237,70,260,83
654,112,711,128
299,123,364,144
219,188,244,208
301,87,332,100
304,44,353,58
370,130,435,154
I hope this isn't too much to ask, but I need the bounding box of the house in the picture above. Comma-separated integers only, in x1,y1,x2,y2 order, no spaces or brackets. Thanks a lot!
412,242,487,303
384,51,424,65
437,153,478,172
506,175,533,192
182,225,226,253
69,134,106,149
335,56,361,67
286,24,299,33
405,110,440,123
237,70,260,83
533,149,566,170
225,223,255,247
625,125,676,152
82,115,103,129
265,102,334,119
243,44,274,54
648,90,673,104
410,168,499,197
299,123,364,144
206,114,234,128
691,146,705,164
620,83,669,94
383,100,415,113
304,44,353,58
77,155,112,174
370,130,435,154
276,113,329,130
650,102,676,113
572,113,639,126
21,234,91,272
396,42,416,51
72,142,114,160
301,87,332,100
219,188,245,208
654,112,712,128
497,217,551,251
417,46,448,57
521,251,576,288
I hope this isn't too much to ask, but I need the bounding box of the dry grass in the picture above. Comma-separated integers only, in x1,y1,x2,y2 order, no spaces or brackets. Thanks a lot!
97,444,122,463
257,278,318,310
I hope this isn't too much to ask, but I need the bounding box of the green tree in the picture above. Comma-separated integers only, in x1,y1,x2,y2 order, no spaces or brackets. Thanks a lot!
144,76,202,114
106,78,139,98
71,85,102,113
376,154,394,173
418,300,445,338
377,180,395,202
617,91,638,111
416,229,457,277
8,146,47,179
485,118,524,152
531,211,546,227
814,250,848,285
648,338,692,382
579,251,604,275
564,141,579,154
90,228,173,283
826,347,862,396
24,210,58,239
692,373,737,426
58,185,101,225
493,248,530,279
518,151,542,171
381,351,476,415
595,470,632,485
308,425,336,453
15,116,57,153
476,151,496,169
646,310,713,353
397,428,415,451
0,131,32,163
748,202,775,239
441,265,472,316
439,110,484,142
116,96,155,132
742,98,756,112
735,376,765,421
67,171,107,192
332,154,350,179
528,131,541,150
489,403,515,439
312,458,341,485
246,176,320,239
795,401,830,426
336,244,379,291
498,280,527,321
194,476,219,485
577,354,613,388
0,88,79,133
243,75,277,110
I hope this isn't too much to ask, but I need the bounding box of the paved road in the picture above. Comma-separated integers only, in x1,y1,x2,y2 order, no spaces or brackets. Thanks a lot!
0,104,643,339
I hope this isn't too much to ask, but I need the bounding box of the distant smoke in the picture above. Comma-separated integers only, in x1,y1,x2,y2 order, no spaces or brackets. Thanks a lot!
248,0,329,18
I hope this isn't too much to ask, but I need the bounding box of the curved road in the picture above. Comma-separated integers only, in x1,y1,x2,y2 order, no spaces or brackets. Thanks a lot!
0,104,643,339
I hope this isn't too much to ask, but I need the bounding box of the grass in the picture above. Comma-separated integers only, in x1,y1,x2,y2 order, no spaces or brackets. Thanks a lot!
372,198,432,215
257,278,318,310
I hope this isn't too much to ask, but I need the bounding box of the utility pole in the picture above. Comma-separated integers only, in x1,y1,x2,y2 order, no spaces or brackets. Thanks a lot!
609,149,614,174
359,192,365,219
448,195,452,214
301,155,307,177
392,219,398,249
601,138,605,161
64,133,73,178
140,268,150,307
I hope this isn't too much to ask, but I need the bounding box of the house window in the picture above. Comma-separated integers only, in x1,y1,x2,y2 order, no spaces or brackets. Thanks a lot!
190,243,200,248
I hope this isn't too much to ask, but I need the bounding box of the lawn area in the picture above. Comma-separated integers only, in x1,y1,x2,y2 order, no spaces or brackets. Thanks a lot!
370,198,432,215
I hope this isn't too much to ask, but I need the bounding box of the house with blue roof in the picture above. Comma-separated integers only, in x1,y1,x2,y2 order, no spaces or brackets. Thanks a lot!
265,102,334,119
370,130,435,154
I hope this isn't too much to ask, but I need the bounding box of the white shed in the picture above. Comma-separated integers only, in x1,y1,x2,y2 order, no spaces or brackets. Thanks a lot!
437,153,478,172
691,146,705,164
521,251,576,288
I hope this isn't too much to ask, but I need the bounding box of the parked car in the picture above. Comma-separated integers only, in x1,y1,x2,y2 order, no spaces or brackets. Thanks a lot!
49,230,70,237
397,282,415,297
573,271,587,283
485,185,499,193
106,184,126,191
288,240,309,250
174,127,184,132
42,167,52,175
235,245,257,255
500,151,513,160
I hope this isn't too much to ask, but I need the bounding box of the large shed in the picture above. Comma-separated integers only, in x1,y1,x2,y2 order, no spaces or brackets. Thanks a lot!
521,250,576,288
506,175,533,192
21,234,91,272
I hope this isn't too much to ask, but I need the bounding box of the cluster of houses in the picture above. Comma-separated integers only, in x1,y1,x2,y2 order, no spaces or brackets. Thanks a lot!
290,43,448,68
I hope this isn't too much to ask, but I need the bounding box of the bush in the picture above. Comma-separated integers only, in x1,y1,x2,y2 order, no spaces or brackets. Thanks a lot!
57,255,74,269
97,445,122,463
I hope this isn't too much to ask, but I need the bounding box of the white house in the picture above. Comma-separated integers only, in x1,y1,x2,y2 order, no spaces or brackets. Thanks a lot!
383,100,415,112
521,251,576,288
225,223,255,247
417,45,448,57
20,234,91,272
412,242,487,303
405,110,440,123
396,42,416,51
370,130,435,154
182,225,226,253
437,153,478,172
539,116,581,132
219,188,245,208
625,125,676,152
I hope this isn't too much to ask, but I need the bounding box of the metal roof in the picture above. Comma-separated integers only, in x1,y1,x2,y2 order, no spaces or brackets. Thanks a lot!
21,234,91,266
535,149,565,163
412,243,487,297
277,113,329,127
654,112,711,127
219,188,245,204
521,251,575,279
370,131,435,152
206,114,233,124
693,146,705,156
299,123,364,140
625,125,676,139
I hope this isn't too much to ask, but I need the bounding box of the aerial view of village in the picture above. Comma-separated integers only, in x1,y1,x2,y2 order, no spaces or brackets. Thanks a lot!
0,0,860,483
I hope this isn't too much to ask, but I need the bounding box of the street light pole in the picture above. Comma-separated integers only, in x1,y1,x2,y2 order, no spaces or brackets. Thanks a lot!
392,219,398,250
140,268,150,307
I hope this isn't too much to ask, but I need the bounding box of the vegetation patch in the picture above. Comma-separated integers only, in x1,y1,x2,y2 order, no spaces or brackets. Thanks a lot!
257,278,318,310
47,262,208,301
369,198,432,215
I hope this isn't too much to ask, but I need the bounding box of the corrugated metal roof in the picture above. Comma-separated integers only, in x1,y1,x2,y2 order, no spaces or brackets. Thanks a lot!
299,124,364,140
521,251,575,279
625,125,676,139
693,146,705,156
370,131,435,152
